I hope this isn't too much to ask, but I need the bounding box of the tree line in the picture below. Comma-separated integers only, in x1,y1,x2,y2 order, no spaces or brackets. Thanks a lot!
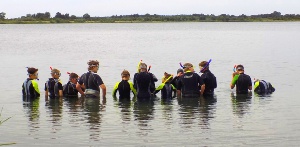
1,11,300,24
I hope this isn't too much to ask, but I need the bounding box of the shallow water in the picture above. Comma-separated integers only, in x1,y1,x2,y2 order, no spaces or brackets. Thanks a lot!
0,22,300,146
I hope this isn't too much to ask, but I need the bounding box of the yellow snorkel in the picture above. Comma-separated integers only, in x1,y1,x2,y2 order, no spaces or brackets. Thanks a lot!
163,74,173,84
137,60,142,73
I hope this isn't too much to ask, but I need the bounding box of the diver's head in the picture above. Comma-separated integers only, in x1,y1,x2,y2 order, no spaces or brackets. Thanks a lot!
51,68,61,79
69,72,79,84
183,63,194,72
121,70,130,80
162,72,173,83
236,64,244,74
27,67,39,79
199,61,209,73
87,60,99,73
139,63,147,72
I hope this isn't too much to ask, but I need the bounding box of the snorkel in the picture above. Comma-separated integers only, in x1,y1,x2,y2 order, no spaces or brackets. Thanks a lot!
137,60,142,73
163,74,173,84
233,65,237,72
200,59,212,73
179,62,184,69
148,65,152,72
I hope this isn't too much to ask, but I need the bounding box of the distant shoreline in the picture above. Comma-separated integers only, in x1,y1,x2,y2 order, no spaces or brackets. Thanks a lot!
1,19,300,24
1,11,300,24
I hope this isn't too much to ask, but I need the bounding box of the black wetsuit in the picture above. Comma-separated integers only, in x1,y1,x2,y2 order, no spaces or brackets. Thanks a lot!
78,71,104,92
235,73,252,94
201,70,217,96
177,71,204,98
63,81,78,97
133,71,155,100
149,72,158,93
45,78,63,98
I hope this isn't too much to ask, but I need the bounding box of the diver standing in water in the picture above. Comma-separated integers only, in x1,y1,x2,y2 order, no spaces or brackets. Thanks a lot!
133,62,155,100
76,60,106,98
153,72,176,99
170,68,184,98
177,63,205,98
45,68,63,100
199,60,217,97
63,72,79,97
230,64,252,94
112,70,137,100
22,67,40,101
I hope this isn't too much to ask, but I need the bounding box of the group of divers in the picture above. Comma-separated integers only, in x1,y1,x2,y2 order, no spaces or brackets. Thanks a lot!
22,59,276,102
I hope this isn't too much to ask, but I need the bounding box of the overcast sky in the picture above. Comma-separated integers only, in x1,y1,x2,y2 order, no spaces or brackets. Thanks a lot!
1,0,300,18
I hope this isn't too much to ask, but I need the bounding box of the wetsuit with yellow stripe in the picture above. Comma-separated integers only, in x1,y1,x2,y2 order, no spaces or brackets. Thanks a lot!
254,80,275,94
231,73,252,94
113,80,137,99
22,78,40,101
153,82,176,99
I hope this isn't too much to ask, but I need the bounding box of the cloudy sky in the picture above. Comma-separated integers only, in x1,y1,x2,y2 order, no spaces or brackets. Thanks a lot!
1,0,299,18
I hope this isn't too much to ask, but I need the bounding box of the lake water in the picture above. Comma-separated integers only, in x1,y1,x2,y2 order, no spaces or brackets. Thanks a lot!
0,22,300,146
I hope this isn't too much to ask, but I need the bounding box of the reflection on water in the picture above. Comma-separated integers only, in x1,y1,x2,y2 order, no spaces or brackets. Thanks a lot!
231,92,252,118
177,96,217,129
46,98,63,135
160,98,174,124
199,96,217,129
113,96,134,122
64,97,84,128
133,99,155,136
23,98,40,137
82,97,106,141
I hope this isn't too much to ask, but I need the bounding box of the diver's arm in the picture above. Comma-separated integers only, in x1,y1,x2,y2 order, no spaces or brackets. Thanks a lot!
76,83,85,97
200,84,205,95
100,84,106,98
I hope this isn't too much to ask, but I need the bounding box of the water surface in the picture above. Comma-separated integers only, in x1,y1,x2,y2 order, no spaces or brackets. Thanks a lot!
0,22,300,146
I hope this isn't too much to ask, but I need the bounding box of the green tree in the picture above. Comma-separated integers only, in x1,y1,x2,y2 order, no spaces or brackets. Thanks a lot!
65,13,70,19
70,15,76,20
83,13,90,19
45,12,51,18
0,12,6,19
55,12,63,18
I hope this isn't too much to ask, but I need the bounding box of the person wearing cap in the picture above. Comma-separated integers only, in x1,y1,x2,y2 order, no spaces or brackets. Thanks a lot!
76,60,106,98
177,63,205,98
199,61,217,97
112,70,137,99
45,68,63,99
230,64,252,94
63,73,79,97
253,79,275,95
22,67,40,101
153,72,176,99
133,63,155,100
